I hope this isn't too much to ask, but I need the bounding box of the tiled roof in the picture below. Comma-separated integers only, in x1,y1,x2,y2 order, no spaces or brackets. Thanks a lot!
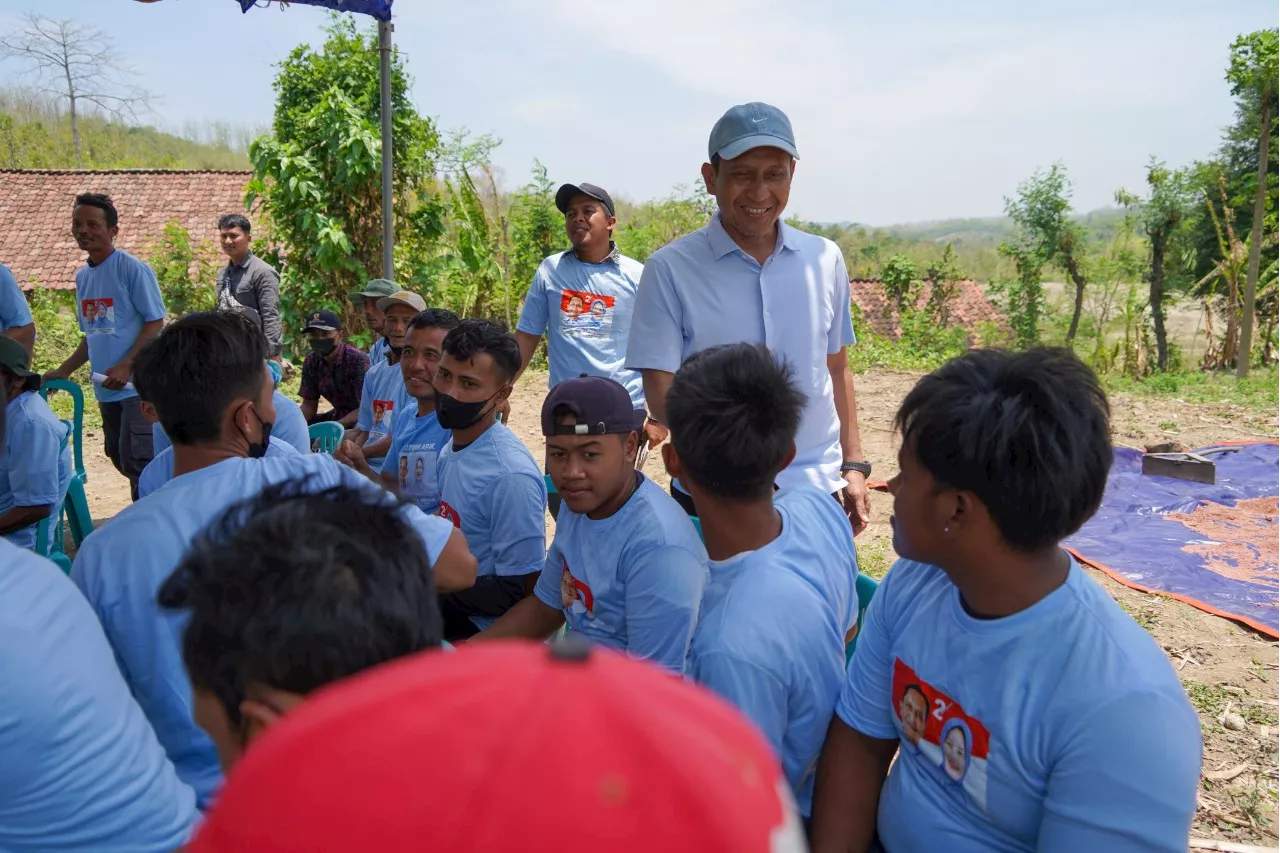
850,278,1008,343
0,169,252,291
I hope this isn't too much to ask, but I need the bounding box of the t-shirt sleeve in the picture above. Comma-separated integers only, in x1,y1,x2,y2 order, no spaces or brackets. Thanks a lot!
137,451,169,500
7,418,62,506
835,562,899,740
299,355,320,401
532,549,563,610
515,265,550,336
486,473,547,577
1037,690,1202,853
695,651,789,755
622,545,707,673
128,257,167,322
330,459,453,565
151,422,171,456
0,266,33,330
356,371,375,432
624,257,684,373
828,246,855,353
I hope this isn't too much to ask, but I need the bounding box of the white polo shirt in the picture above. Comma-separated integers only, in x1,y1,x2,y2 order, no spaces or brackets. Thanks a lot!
625,212,854,493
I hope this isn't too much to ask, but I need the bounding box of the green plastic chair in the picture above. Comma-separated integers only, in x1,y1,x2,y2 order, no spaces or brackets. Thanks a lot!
846,573,880,662
309,422,344,455
34,428,74,574
38,379,94,548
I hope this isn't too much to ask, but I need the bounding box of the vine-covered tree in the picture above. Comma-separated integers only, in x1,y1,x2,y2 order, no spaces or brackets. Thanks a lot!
245,15,439,350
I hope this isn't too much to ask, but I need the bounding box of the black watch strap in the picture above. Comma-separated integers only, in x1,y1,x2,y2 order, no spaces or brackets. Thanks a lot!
841,460,872,477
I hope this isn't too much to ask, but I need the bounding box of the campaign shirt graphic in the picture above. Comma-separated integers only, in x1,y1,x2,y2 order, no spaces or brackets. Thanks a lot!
80,297,116,335
438,500,461,528
892,658,990,810
559,557,595,618
370,399,395,441
559,289,614,339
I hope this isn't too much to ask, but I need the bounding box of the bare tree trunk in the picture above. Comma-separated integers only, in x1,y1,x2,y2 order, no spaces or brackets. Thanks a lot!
1150,232,1169,370
1064,255,1087,343
1236,86,1272,377
63,57,81,169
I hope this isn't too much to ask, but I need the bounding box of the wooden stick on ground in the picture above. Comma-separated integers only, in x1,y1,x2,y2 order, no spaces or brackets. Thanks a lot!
1188,838,1277,853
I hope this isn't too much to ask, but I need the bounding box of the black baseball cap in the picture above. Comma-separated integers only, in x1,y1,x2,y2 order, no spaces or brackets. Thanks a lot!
555,183,615,218
542,375,644,437
303,309,344,333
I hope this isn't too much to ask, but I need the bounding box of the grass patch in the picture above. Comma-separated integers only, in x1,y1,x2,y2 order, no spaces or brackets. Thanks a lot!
857,535,895,581
1184,682,1231,718
1119,598,1161,632
1102,366,1280,416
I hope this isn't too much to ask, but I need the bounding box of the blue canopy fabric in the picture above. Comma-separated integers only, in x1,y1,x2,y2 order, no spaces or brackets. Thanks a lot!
239,0,392,21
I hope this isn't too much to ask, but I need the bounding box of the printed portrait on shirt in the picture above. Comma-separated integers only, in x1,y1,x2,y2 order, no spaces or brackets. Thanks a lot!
371,399,394,434
81,298,116,334
399,455,409,489
891,659,990,809
400,448,438,500
559,289,614,339
560,558,595,618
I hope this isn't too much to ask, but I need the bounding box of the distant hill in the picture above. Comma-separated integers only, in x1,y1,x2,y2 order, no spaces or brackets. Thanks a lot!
869,207,1129,247
0,86,252,171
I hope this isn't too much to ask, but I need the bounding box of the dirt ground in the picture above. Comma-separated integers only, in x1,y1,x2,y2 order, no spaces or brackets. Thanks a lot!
81,367,1279,847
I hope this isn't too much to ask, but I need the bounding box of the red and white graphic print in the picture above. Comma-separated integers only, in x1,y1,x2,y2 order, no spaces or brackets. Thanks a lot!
892,658,991,810
558,289,614,339
437,500,461,528
559,557,595,617
80,297,116,334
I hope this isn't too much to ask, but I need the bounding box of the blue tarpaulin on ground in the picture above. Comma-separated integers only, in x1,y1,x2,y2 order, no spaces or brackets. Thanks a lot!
239,0,392,20
1065,442,1279,637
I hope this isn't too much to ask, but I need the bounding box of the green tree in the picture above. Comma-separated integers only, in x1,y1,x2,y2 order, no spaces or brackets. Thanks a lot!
143,221,220,318
1226,28,1278,376
506,161,563,324
1116,160,1194,371
245,15,439,356
924,241,964,326
993,239,1047,349
1005,164,1091,343
614,184,715,262
880,254,918,309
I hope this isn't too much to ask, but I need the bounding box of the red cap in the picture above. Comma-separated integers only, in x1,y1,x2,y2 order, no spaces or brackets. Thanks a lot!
188,639,806,853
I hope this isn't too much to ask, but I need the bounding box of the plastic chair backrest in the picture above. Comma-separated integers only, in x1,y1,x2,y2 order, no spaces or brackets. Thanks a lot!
846,573,880,662
309,421,345,454
544,473,557,495
34,428,73,574
39,379,86,481
691,516,704,542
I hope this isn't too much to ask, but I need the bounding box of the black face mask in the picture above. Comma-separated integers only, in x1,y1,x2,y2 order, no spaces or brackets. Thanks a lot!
310,338,337,356
436,390,500,430
247,405,273,459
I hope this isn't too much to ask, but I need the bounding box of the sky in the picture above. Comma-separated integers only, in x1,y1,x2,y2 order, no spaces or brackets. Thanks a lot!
0,0,1275,225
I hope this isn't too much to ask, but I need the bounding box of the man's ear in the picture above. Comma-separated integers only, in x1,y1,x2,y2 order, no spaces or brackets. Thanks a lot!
782,441,797,470
623,430,640,462
239,685,304,748
700,162,716,194
662,442,683,479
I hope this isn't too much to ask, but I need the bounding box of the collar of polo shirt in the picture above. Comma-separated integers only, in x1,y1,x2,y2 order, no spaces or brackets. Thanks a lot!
706,212,802,260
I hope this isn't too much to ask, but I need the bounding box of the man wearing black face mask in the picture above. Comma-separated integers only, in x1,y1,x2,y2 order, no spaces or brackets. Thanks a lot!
433,319,548,641
298,310,369,427
72,311,480,806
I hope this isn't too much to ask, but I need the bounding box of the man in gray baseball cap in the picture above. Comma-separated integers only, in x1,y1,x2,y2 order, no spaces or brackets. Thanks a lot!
626,102,873,534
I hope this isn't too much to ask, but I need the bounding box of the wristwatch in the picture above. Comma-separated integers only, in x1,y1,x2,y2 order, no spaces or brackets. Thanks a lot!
841,460,872,477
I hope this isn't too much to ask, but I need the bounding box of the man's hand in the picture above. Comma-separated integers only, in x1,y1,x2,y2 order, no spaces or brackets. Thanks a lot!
841,470,870,536
643,417,668,449
334,439,374,476
102,361,132,391
41,367,69,384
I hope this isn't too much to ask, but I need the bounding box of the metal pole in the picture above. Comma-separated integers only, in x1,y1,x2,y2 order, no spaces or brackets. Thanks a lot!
378,19,394,280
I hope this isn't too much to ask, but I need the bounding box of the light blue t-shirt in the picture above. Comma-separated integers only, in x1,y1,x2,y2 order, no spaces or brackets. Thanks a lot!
517,249,646,408
387,404,449,515
151,389,310,458
2,390,72,552
138,436,300,499
625,214,854,493
357,357,412,471
74,250,166,403
533,474,707,672
369,335,389,365
71,452,457,808
0,539,198,853
0,263,33,332
687,485,859,817
838,556,1202,852
436,421,546,629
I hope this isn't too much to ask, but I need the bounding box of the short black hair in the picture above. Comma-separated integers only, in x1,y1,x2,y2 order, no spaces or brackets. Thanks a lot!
407,307,460,334
157,479,443,727
666,343,806,501
218,213,252,234
894,347,1111,552
441,319,521,382
73,193,118,228
134,311,267,445
902,683,925,703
